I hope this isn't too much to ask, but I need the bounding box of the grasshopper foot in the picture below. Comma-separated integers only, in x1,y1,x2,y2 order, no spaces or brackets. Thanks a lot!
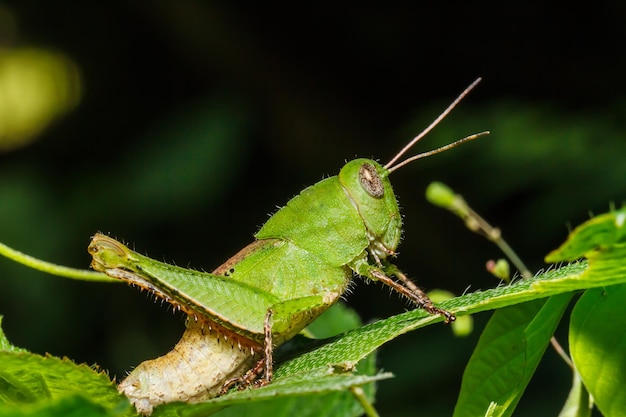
365,266,456,323
220,357,267,395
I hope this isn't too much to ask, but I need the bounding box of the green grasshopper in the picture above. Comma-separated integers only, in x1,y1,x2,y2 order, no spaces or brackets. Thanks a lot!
88,78,487,415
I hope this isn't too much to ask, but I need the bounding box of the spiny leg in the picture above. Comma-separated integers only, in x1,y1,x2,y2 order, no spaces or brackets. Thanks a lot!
384,264,421,293
369,268,455,323
220,358,263,395
260,308,274,385
220,309,274,394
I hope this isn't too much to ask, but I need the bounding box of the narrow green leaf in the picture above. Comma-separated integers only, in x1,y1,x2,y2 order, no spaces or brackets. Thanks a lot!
274,261,608,379
210,353,382,417
153,367,390,417
452,294,572,417
570,284,626,417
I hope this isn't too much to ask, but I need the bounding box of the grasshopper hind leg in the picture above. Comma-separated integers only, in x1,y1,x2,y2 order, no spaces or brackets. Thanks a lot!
220,309,274,394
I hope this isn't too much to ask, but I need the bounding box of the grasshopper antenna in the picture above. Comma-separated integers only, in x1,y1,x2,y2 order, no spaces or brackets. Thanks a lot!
385,77,488,174
386,131,490,173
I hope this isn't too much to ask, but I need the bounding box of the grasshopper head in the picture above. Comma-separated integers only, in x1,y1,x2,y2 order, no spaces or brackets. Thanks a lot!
339,159,402,260
338,80,488,261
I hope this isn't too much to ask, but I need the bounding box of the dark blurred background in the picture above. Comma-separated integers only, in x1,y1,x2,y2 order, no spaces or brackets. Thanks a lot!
0,2,624,416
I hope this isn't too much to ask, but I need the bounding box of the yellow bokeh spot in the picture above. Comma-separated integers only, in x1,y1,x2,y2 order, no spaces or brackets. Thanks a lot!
0,48,82,151
428,289,474,337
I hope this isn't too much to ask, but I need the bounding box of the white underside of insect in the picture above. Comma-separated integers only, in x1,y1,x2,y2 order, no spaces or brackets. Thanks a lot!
118,319,256,415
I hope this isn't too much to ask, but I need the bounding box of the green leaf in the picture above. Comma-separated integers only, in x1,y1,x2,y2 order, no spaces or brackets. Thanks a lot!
545,208,626,262
0,395,118,417
0,350,129,414
155,367,389,417
570,284,626,417
452,294,573,417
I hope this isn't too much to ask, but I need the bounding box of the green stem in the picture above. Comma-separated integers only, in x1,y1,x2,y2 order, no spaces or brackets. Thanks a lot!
350,386,380,417
0,241,116,283
465,206,532,279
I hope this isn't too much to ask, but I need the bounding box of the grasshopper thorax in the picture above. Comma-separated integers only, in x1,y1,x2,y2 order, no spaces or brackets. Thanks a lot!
338,159,402,261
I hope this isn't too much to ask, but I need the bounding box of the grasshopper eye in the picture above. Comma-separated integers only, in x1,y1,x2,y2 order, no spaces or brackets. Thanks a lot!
359,163,384,198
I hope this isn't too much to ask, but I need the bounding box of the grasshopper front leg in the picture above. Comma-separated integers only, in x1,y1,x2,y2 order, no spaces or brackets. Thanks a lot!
352,259,455,323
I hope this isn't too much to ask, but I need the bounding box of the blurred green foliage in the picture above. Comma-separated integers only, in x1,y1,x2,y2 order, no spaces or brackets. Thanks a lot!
0,2,622,416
